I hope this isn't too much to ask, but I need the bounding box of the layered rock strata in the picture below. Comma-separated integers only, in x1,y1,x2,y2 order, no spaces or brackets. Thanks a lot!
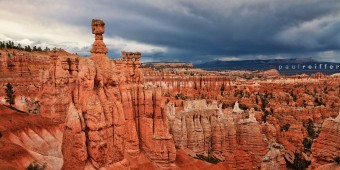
311,113,340,169
165,100,270,169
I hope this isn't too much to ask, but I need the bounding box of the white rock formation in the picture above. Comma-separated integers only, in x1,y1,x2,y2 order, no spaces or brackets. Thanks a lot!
233,101,243,113
334,111,340,123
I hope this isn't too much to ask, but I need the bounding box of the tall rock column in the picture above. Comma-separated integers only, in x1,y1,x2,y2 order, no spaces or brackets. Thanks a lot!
81,19,125,168
90,19,108,56
138,86,176,167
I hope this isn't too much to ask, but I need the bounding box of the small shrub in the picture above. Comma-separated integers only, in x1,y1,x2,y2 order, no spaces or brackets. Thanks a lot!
196,154,222,164
262,110,270,123
26,98,40,114
290,91,297,102
175,93,188,100
163,92,170,97
285,151,311,170
303,137,312,150
27,162,46,170
220,84,225,95
239,103,248,110
5,83,15,106
331,102,335,109
334,156,340,165
306,119,316,139
281,123,291,132
221,102,229,109
260,95,269,110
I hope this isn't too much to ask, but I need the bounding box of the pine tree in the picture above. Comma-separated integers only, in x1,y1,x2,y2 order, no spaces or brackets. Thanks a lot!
220,83,225,96
5,83,15,106
17,43,22,50
26,45,32,52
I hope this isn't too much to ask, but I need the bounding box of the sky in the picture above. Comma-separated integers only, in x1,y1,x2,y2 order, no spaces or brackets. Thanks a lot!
0,0,340,63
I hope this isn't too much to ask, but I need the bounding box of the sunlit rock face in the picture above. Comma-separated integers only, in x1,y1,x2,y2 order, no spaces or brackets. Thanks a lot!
164,99,270,169
310,112,340,169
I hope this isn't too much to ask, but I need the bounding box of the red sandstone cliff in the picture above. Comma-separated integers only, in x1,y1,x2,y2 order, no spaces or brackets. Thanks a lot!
310,113,340,169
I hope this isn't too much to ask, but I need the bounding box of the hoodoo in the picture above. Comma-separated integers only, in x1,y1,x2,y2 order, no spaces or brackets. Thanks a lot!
90,19,108,55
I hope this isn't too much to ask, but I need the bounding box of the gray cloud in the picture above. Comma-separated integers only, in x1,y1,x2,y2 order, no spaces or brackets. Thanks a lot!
0,0,340,63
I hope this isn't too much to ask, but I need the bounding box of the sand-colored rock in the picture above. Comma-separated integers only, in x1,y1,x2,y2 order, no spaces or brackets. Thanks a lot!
233,101,244,113
261,143,287,170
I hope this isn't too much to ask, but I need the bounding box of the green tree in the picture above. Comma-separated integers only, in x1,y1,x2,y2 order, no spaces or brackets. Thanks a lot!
331,102,335,109
220,83,225,95
221,102,228,109
292,151,311,170
5,83,15,106
43,46,50,52
262,110,270,123
239,103,248,110
17,43,22,50
26,45,32,52
335,156,340,165
27,161,46,170
306,119,316,139
281,123,291,132
303,137,312,150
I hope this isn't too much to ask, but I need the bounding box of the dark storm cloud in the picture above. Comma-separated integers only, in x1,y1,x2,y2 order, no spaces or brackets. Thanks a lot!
1,0,340,62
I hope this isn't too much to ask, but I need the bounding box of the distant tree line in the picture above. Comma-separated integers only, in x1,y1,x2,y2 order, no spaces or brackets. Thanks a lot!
0,40,51,52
